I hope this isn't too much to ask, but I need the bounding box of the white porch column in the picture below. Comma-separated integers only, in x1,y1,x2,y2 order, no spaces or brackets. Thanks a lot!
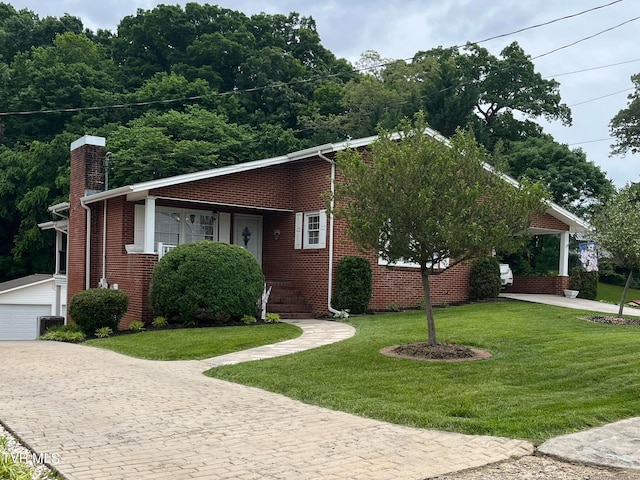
144,196,156,254
558,231,570,276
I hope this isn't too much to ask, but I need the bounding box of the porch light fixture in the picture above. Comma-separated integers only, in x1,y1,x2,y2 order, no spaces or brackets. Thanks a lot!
273,229,281,241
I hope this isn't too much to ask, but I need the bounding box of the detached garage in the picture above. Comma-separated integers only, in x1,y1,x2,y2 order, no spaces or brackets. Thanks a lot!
0,274,67,340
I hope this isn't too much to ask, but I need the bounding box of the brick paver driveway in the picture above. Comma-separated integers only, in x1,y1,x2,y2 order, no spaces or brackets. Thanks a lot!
0,341,532,479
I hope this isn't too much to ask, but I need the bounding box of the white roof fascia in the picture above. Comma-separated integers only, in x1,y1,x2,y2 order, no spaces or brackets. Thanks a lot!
38,219,69,232
72,127,590,233
0,277,53,295
80,185,134,205
48,202,69,213
546,202,591,232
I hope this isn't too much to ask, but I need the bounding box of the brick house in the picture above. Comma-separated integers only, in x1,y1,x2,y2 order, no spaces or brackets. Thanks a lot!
43,133,589,328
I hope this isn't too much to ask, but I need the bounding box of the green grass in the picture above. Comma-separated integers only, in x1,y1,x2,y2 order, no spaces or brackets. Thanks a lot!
84,323,301,360
205,301,640,442
597,282,640,305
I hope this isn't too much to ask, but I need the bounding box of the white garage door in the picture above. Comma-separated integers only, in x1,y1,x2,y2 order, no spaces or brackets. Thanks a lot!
0,305,50,340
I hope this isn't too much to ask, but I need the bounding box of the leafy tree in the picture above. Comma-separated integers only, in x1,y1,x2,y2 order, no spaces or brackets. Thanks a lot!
610,73,640,155
592,183,640,317
334,113,546,345
502,135,615,214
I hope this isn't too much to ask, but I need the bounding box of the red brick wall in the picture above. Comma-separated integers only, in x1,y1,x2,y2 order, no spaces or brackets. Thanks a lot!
151,165,294,210
531,212,569,231
503,275,569,295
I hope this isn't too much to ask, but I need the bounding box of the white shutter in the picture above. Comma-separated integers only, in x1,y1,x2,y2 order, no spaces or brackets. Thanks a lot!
294,212,303,249
134,204,145,247
318,209,327,248
218,212,231,243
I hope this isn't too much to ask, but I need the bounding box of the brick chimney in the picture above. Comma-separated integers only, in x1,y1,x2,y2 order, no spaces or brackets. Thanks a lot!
67,136,106,307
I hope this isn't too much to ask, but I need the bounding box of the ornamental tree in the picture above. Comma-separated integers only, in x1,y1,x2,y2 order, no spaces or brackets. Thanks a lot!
591,183,640,317
333,113,546,345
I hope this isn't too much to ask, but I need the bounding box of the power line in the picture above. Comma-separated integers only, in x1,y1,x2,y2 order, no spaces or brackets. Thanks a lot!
547,58,640,78
0,1,626,118
470,0,624,45
569,87,634,107
568,138,613,146
533,15,640,59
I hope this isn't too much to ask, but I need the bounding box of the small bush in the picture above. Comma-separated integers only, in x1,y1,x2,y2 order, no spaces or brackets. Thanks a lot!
152,316,167,328
129,321,145,332
95,326,113,338
40,329,86,343
264,312,281,324
0,437,33,480
332,256,372,314
469,256,501,300
44,323,81,334
569,266,582,291
68,288,129,336
149,241,264,325
242,315,257,325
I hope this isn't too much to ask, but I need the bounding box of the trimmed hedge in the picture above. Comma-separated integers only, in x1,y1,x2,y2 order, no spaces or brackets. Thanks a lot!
332,256,372,314
569,266,598,300
469,256,501,301
149,241,264,325
68,288,129,335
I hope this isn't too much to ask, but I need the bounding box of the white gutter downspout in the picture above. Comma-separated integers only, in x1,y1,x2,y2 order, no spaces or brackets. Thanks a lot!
318,152,341,316
80,201,91,289
101,199,107,288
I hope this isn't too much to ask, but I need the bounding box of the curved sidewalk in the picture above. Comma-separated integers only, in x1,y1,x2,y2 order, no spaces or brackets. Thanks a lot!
500,293,640,317
202,318,356,366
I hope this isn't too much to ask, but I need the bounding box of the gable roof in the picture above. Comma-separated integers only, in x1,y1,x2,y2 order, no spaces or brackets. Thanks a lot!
0,274,53,294
78,128,590,232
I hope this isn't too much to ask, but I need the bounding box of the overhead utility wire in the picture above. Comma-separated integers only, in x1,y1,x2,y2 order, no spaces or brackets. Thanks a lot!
0,0,626,117
533,15,640,59
547,57,640,77
569,87,634,107
470,0,623,45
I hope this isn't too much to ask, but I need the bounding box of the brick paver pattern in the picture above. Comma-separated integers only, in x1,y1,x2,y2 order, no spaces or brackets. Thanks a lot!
0,332,532,479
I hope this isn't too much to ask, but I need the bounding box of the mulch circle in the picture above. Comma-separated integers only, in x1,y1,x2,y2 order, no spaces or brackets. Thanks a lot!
380,342,492,363
582,315,640,326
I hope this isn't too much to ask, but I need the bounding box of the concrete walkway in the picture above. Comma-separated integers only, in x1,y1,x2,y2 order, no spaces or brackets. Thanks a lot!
500,293,640,317
203,319,356,366
0,339,533,480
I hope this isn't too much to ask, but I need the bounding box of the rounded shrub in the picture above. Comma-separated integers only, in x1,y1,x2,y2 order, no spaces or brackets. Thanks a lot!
469,256,501,301
68,288,129,335
149,241,264,325
332,256,372,314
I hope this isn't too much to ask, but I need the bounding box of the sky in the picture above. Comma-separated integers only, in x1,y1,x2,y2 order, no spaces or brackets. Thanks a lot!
7,0,640,187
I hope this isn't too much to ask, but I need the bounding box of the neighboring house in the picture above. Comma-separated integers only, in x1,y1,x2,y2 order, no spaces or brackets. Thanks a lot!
0,274,67,340
42,133,589,328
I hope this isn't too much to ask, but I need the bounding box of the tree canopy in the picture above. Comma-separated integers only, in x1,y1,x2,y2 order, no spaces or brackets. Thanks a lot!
610,73,640,155
592,183,640,317
334,113,547,345
0,2,608,283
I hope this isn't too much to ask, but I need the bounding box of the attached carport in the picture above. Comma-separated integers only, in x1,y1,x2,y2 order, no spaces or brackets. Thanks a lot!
0,274,66,340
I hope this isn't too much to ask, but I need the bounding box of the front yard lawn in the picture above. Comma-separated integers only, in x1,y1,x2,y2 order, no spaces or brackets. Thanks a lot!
84,323,301,360
597,282,640,305
205,301,640,442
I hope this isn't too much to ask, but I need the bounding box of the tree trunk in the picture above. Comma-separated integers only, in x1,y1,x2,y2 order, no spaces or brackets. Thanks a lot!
421,269,437,346
619,269,634,318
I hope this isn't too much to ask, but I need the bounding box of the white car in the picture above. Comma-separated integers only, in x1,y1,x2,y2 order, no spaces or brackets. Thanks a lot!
500,264,513,287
